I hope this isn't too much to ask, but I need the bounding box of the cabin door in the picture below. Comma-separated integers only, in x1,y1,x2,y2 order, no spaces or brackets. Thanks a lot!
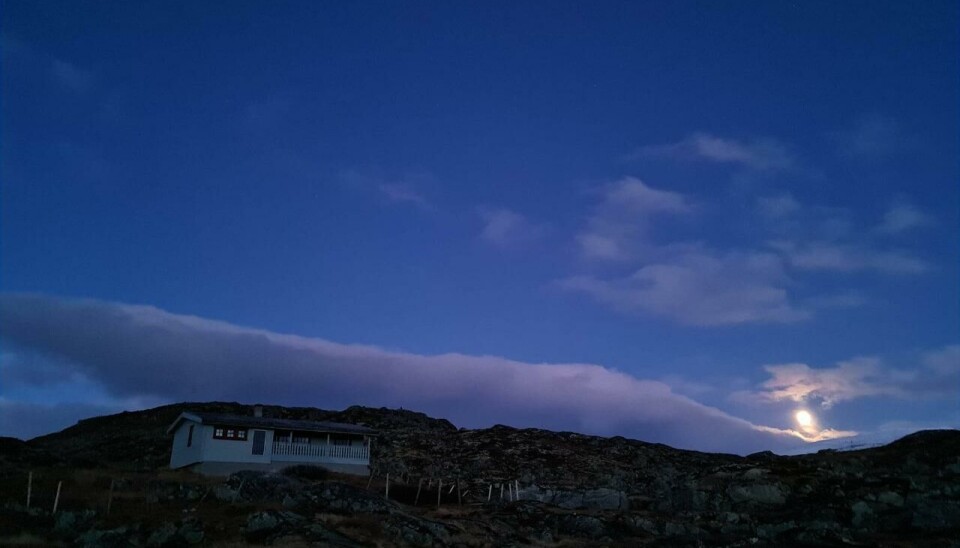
252,430,266,455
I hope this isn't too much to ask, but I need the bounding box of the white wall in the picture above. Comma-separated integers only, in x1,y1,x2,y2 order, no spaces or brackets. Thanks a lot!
169,420,205,469
200,427,274,464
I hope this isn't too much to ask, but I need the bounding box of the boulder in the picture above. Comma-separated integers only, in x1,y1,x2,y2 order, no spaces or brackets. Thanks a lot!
726,483,786,505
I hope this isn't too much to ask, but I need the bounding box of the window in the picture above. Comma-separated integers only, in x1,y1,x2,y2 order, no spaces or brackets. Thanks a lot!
187,425,194,447
213,425,248,441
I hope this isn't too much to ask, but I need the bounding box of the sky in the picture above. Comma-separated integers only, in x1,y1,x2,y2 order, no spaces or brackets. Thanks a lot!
1,1,958,453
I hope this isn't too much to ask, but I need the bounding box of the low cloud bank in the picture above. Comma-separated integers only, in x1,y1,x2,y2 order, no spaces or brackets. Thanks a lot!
0,293,815,453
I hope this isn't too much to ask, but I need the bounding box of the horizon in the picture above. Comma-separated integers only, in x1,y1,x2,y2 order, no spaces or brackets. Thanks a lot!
2,1,958,454
11,397,955,458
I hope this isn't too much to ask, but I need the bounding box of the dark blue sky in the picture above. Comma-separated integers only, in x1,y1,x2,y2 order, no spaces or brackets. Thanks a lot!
2,1,958,450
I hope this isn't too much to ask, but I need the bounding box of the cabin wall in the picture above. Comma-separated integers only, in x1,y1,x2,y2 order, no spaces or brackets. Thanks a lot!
200,427,274,464
169,420,205,469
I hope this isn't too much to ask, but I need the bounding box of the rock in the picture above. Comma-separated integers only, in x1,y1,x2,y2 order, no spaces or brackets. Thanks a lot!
663,520,701,540
850,500,873,527
304,522,362,547
756,520,795,539
911,499,960,529
742,468,768,480
227,471,299,503
245,510,306,541
77,525,139,548
177,517,204,544
876,490,904,507
523,486,629,510
53,509,96,535
383,512,452,546
726,483,787,505
549,513,609,539
145,522,178,547
212,484,238,502
245,511,281,539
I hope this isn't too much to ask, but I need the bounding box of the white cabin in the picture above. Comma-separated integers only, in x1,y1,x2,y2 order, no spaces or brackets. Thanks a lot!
167,408,376,476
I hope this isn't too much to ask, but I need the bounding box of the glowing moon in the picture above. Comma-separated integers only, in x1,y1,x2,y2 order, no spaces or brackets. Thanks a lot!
795,410,814,427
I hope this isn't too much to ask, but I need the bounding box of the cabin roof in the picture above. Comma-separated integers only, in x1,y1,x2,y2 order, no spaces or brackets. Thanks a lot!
167,411,378,436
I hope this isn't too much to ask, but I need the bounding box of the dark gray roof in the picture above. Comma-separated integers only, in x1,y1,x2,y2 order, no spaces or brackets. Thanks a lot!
172,411,377,436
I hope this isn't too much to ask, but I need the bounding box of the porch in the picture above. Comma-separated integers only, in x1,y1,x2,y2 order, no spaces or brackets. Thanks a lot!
270,430,371,464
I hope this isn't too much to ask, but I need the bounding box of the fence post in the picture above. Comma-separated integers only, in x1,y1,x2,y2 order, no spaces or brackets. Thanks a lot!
436,479,442,508
515,480,520,501
26,471,33,508
106,479,115,515
414,478,423,506
487,484,492,502
456,476,462,506
233,479,245,503
500,483,504,500
385,473,390,500
53,481,63,514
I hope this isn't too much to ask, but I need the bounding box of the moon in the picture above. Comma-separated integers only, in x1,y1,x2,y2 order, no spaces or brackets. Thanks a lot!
795,410,814,427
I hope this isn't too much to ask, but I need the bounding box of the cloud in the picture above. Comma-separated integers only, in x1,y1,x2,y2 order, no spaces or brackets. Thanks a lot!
831,115,916,157
377,183,431,208
559,249,809,326
629,132,795,171
923,345,960,375
746,347,960,409
477,208,546,248
339,170,433,210
576,177,691,261
755,358,904,408
0,293,818,453
50,59,95,92
757,193,801,219
876,202,932,235
770,241,928,274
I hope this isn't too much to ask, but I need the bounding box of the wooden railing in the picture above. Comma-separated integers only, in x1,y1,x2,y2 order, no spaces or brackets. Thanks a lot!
271,442,369,462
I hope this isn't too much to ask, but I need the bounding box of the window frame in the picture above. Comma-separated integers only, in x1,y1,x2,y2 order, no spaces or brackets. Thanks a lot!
213,425,249,441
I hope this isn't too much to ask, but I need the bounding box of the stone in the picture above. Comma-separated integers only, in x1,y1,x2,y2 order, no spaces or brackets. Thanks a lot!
876,491,904,507
245,511,281,538
850,500,873,527
726,483,786,505
178,517,204,544
145,522,178,547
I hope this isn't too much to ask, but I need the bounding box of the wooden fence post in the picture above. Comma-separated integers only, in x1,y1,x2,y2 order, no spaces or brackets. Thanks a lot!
106,479,115,515
487,484,493,502
456,476,462,506
436,479,442,508
499,483,504,500
53,481,62,514
233,479,245,503
414,478,423,505
515,480,520,501
26,471,33,508
385,473,390,500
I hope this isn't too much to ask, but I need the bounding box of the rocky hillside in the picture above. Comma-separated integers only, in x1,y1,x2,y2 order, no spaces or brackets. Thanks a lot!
2,402,959,546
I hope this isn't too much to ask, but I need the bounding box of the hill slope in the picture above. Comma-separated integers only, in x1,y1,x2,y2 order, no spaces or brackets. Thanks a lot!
2,403,959,546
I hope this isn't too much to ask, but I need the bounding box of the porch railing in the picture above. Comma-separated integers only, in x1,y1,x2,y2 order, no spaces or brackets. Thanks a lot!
271,442,369,462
